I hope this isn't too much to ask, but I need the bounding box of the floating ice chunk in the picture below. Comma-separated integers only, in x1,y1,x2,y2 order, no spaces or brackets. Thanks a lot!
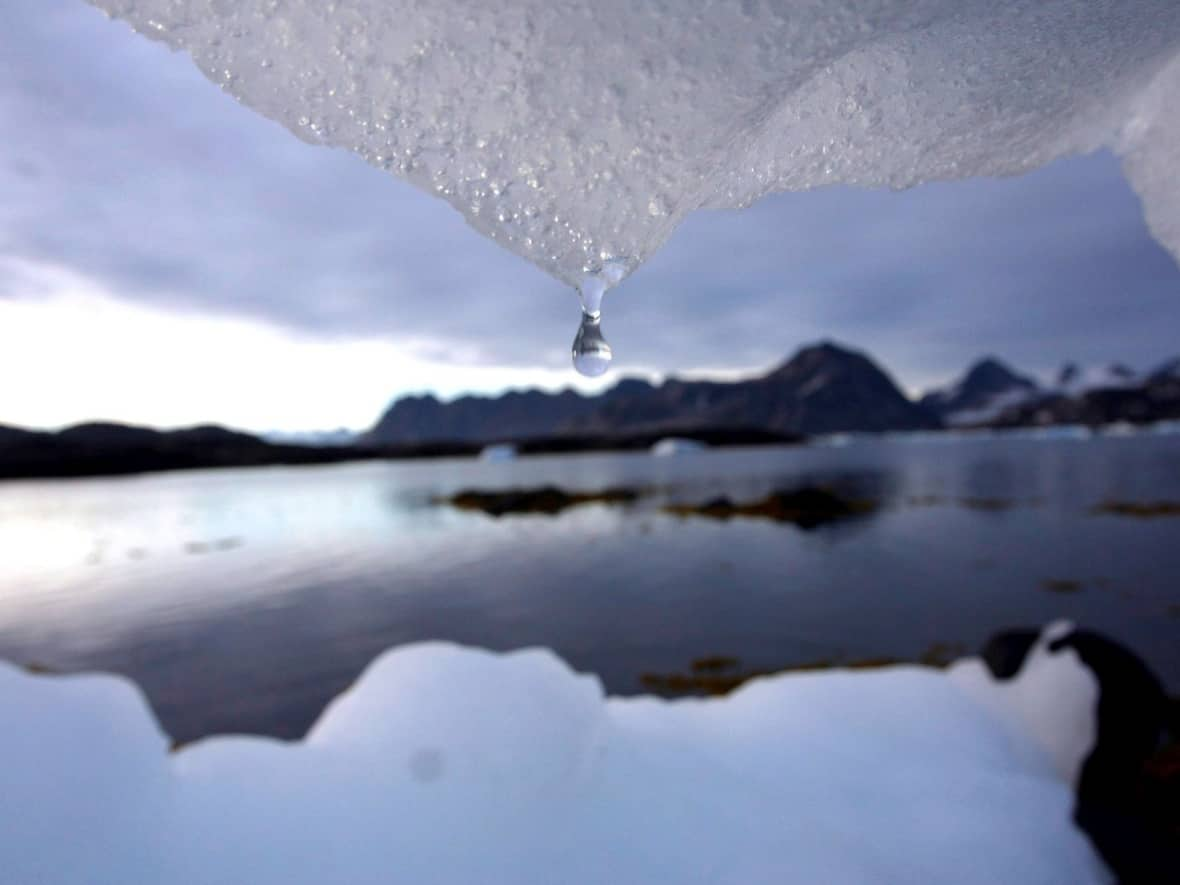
88,1,1180,298
651,437,706,456
478,442,518,461
0,633,1112,884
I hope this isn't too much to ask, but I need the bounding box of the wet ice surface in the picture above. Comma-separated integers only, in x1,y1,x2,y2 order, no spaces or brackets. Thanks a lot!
0,433,1177,744
0,628,1109,884
90,1,1180,294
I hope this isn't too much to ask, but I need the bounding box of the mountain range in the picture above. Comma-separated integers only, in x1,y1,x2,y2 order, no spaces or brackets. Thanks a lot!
918,356,1180,429
366,342,939,445
367,341,1180,446
0,423,384,480
3,341,1178,481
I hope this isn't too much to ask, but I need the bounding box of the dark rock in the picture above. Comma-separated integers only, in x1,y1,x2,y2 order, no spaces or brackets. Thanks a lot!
1046,628,1176,884
980,628,1041,679
1093,501,1180,519
690,655,741,674
664,485,873,529
1041,578,1085,594
444,486,639,517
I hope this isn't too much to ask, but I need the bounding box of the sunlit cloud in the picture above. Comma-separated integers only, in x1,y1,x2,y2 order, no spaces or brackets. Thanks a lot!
0,258,611,432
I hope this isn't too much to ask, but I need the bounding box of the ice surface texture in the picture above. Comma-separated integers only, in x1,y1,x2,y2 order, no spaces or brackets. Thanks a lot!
1,630,1108,883
89,1,1180,292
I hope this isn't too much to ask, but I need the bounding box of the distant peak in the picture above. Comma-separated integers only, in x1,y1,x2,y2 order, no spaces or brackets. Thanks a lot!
1151,356,1180,379
801,339,855,356
1057,363,1080,386
609,376,655,395
772,340,863,372
1107,363,1136,379
962,357,1036,387
969,356,1007,373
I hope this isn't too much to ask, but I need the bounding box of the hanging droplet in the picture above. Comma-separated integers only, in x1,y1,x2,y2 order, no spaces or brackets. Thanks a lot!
572,312,612,377
570,258,629,377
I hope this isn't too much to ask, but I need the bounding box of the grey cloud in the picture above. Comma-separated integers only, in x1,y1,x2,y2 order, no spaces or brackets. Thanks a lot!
2,0,1179,393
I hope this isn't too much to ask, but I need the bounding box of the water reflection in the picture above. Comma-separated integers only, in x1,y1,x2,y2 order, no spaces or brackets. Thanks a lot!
0,435,1177,743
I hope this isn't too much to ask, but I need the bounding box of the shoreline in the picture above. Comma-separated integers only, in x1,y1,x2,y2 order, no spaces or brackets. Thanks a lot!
2,418,1179,483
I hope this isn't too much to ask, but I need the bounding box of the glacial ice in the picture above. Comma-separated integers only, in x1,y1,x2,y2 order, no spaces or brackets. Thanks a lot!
0,629,1109,883
88,0,1180,299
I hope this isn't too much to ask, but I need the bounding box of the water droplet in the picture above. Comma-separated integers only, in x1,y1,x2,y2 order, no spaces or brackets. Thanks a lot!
572,313,611,377
570,258,630,377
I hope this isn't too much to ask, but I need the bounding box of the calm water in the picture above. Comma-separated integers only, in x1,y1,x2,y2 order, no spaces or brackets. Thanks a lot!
1,432,1177,742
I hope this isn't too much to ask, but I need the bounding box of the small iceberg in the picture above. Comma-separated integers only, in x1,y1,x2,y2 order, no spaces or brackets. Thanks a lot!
1098,421,1138,437
651,437,706,456
478,443,518,462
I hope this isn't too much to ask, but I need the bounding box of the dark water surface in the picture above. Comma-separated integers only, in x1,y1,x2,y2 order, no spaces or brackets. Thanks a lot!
1,432,1177,743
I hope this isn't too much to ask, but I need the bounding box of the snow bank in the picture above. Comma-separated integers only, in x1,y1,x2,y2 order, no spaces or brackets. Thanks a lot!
1,631,1109,883
88,1,1180,294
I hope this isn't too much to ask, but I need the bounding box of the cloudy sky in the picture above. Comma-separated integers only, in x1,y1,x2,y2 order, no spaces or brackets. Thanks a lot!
2,0,1179,433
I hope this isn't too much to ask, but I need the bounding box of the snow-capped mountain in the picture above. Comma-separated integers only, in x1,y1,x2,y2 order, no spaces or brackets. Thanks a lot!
1053,363,1140,395
918,358,1041,427
1149,357,1180,381
920,356,1180,429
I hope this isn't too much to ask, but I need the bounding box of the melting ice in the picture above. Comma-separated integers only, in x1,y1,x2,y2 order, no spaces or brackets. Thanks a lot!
89,1,1180,371
89,0,1180,289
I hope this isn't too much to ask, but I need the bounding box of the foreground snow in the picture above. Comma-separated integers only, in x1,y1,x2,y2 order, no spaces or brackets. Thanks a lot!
90,1,1180,291
1,628,1107,883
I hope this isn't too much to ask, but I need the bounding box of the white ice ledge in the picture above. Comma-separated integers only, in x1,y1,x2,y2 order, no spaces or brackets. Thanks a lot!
90,1,1180,292
1,629,1108,883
